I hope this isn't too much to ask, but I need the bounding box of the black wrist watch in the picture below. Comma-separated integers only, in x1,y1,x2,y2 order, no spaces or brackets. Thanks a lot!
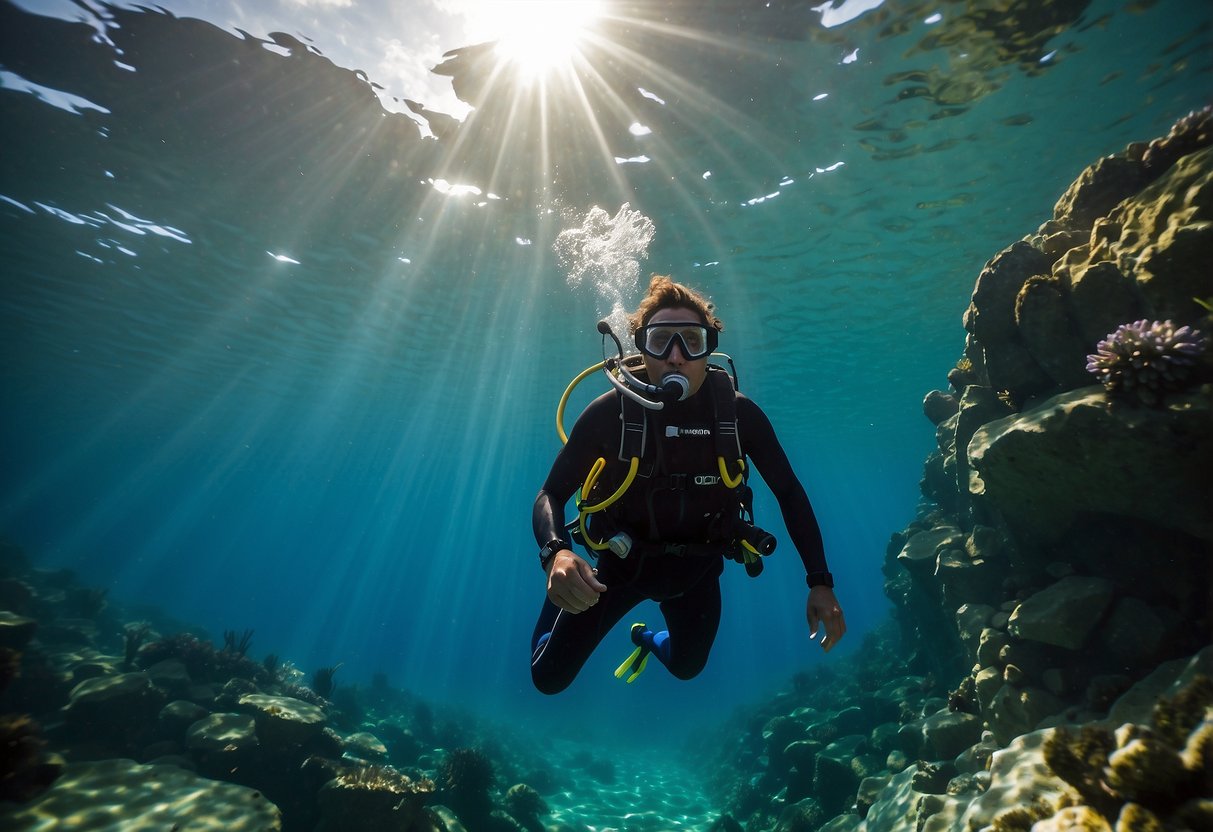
539,539,570,572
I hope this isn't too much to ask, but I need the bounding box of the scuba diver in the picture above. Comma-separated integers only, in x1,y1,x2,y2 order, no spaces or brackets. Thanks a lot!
530,276,846,694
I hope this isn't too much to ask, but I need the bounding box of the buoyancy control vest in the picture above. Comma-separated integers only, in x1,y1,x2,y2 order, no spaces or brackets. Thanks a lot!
577,362,775,573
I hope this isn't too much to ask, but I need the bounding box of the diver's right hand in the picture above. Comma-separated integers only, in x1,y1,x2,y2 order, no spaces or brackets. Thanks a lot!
546,551,607,613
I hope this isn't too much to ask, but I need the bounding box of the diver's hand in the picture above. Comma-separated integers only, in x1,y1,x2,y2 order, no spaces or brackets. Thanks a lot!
546,551,607,613
807,585,846,653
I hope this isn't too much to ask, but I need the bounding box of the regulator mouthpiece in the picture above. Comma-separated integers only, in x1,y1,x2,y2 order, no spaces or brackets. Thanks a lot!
660,373,691,402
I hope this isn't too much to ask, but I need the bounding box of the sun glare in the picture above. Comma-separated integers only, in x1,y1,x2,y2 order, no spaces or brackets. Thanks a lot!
481,0,604,78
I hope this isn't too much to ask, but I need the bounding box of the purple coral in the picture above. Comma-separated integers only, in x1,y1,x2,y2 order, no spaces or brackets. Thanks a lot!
1086,319,1207,405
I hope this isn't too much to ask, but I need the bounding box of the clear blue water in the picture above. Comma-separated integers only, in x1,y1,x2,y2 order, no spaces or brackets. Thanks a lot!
1,0,1209,748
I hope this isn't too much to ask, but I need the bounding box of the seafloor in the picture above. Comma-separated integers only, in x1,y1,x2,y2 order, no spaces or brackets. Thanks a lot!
1,111,1212,832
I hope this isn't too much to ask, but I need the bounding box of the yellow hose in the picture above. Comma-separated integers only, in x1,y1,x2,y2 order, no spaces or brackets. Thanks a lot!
718,456,745,489
578,456,640,549
557,361,605,444
581,457,639,513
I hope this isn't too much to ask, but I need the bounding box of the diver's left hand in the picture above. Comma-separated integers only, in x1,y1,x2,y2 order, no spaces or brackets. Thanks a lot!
807,586,846,653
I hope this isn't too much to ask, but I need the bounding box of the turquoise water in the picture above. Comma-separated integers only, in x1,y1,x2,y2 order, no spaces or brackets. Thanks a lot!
0,0,1209,750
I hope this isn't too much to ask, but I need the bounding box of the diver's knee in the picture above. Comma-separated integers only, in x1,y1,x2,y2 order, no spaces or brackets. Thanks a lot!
531,668,573,696
668,657,708,681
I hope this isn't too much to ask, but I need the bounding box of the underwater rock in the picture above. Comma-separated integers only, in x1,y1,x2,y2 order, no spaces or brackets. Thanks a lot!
814,734,867,815
1015,275,1091,390
1007,576,1114,650
923,390,959,425
1105,646,1213,727
896,526,963,578
977,628,1010,667
315,764,435,832
967,386,1213,543
911,760,953,795
186,712,260,755
144,657,193,697
775,796,825,832
0,758,282,829
1095,597,1170,667
916,709,984,761
954,603,993,655
935,548,1000,609
343,730,389,762
1068,261,1143,349
63,671,165,748
1051,152,1150,232
964,242,1055,345
987,685,1066,746
856,774,890,818
949,728,1077,831
0,610,37,650
159,698,210,740
1102,147,1212,323
861,766,926,832
238,692,327,748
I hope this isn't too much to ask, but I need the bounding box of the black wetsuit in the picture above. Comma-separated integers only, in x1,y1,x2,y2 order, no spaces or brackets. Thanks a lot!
530,383,828,694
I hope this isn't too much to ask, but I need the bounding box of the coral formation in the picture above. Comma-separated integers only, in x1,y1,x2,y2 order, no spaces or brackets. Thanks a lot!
312,663,342,699
1042,674,1213,828
1085,319,1208,405
440,746,496,824
504,782,549,832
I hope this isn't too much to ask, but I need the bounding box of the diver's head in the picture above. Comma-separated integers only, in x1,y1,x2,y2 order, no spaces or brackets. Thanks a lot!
630,276,724,399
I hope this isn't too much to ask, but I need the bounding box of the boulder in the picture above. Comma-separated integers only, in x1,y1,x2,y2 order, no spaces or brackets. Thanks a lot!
186,712,260,755
1014,275,1090,389
967,387,1213,543
0,759,281,829
343,731,389,761
814,734,867,815
238,693,327,748
897,526,963,578
964,242,1055,344
955,604,994,655
1052,152,1149,231
936,548,1001,609
64,672,164,745
987,685,1065,746
923,389,959,426
1067,261,1143,347
159,699,210,739
1007,576,1115,650
1096,597,1169,666
0,610,37,650
917,710,984,761
145,658,192,696
315,766,435,832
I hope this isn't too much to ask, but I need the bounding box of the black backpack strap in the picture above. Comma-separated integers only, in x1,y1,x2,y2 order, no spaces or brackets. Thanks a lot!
618,392,649,463
708,366,743,466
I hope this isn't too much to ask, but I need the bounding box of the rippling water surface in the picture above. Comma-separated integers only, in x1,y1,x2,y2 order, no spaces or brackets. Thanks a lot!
1,0,1209,740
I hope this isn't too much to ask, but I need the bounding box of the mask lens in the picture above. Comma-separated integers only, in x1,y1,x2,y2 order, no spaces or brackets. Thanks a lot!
642,324,710,359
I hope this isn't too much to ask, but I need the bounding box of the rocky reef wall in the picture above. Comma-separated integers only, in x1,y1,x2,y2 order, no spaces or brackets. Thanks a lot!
890,105,1212,745
703,107,1213,832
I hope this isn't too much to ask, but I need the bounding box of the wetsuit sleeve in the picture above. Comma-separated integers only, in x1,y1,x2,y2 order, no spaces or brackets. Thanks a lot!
532,393,617,547
738,397,830,577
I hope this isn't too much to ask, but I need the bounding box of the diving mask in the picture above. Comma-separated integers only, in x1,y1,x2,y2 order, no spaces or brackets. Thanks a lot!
635,321,717,360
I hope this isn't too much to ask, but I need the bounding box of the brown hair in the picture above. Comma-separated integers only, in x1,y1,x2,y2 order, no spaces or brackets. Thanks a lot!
629,275,725,334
